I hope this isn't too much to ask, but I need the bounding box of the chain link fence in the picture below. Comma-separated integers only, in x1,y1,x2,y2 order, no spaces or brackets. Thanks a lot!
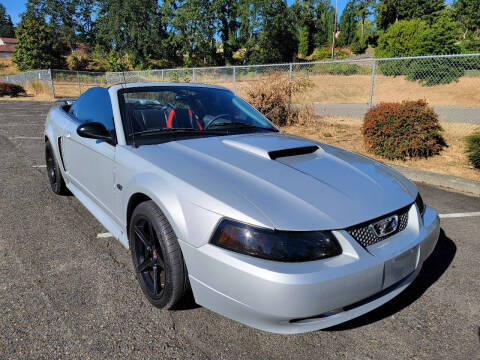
0,69,54,97
1,54,479,111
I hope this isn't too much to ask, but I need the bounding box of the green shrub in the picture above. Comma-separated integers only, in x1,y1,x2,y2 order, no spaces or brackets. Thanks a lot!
310,47,350,61
310,47,331,61
350,35,367,54
375,19,428,58
466,132,480,169
309,63,369,76
362,100,446,160
375,14,467,87
0,82,26,97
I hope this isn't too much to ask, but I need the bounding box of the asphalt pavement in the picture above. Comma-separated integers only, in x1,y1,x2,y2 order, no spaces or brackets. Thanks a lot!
0,100,479,359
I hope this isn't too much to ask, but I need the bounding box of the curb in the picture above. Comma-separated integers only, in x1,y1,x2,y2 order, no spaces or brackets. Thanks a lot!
389,164,480,197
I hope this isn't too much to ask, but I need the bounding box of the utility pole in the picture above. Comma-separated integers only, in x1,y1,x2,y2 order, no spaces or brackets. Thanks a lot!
331,0,338,60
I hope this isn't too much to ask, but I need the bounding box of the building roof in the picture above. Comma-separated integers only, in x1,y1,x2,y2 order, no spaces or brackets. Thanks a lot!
0,37,18,44
0,44,15,52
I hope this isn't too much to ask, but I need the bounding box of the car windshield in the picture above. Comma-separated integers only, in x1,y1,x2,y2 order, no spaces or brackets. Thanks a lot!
118,86,277,144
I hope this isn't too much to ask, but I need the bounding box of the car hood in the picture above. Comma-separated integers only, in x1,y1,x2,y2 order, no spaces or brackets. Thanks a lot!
137,132,417,231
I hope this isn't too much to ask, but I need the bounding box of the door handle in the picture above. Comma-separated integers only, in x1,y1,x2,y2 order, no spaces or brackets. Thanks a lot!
65,132,71,138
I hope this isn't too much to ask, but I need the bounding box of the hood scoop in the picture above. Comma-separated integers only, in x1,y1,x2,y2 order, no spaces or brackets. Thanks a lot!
223,134,321,160
269,146,319,160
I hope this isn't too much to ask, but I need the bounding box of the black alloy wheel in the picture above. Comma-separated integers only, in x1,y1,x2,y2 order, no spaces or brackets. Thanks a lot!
129,201,188,309
45,140,68,195
133,217,166,298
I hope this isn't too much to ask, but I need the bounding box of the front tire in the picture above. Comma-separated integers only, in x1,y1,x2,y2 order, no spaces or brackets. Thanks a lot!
129,201,187,309
45,140,68,195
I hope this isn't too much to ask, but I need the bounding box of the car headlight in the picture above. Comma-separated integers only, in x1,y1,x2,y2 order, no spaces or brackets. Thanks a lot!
210,219,342,262
415,193,426,217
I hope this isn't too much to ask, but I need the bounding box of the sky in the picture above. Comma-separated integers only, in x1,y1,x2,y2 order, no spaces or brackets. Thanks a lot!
1,0,350,26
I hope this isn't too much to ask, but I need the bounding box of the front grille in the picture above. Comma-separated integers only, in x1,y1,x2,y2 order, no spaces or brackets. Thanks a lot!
346,205,410,248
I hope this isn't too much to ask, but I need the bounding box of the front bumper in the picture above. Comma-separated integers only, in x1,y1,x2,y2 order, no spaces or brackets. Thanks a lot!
181,205,440,334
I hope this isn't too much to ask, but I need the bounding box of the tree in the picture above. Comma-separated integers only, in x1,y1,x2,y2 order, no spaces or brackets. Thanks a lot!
337,1,357,46
298,26,310,57
0,4,15,37
13,4,63,71
454,0,480,39
355,0,374,37
313,0,335,48
95,0,171,69
292,0,317,57
375,18,429,58
172,0,218,66
212,0,239,65
250,0,298,64
416,11,460,55
376,0,445,30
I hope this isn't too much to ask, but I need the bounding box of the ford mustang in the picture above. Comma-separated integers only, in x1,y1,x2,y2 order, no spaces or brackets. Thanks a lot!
44,83,440,334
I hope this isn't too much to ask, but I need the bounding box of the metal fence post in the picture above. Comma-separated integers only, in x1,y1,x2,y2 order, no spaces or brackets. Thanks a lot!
77,71,81,95
368,59,377,107
288,63,293,111
192,68,195,83
48,69,55,99
233,67,236,94
161,69,164,82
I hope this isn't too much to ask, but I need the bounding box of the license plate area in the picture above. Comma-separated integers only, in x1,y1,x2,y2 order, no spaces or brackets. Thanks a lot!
383,245,419,289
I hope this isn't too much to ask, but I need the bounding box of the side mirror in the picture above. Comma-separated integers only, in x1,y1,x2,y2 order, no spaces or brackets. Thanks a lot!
77,122,115,145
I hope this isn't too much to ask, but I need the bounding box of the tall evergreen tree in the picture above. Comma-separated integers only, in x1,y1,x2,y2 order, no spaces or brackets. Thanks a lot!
355,0,374,37
417,11,460,55
454,0,480,38
376,0,445,30
13,2,63,70
0,3,15,38
173,0,218,66
96,0,170,69
337,1,357,46
212,0,238,65
298,25,310,56
313,0,335,48
250,0,298,64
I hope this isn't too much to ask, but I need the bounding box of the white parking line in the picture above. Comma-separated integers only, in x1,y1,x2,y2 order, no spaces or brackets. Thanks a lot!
0,114,39,116
32,165,46,168
9,136,43,140
3,123,38,127
439,212,480,219
97,232,114,238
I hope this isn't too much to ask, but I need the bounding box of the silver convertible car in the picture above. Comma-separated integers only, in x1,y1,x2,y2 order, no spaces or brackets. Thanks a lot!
44,83,440,334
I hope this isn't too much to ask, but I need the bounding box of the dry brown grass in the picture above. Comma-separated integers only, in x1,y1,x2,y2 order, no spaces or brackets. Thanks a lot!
283,116,480,182
242,72,315,127
224,73,480,107
0,58,19,76
300,74,480,106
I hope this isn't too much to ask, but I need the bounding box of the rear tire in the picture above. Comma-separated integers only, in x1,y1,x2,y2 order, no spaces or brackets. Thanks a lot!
129,201,188,309
45,140,68,195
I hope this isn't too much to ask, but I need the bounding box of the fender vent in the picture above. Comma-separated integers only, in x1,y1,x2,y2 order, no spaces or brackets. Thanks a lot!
269,146,319,160
57,136,67,171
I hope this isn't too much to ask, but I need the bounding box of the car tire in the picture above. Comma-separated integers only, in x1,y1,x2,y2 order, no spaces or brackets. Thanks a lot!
45,140,68,195
129,200,188,309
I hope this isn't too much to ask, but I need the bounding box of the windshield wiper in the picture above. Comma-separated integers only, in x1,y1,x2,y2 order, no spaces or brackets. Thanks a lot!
207,121,277,131
130,128,223,137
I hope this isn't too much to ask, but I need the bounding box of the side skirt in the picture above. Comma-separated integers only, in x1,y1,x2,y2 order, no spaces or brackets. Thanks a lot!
67,183,129,249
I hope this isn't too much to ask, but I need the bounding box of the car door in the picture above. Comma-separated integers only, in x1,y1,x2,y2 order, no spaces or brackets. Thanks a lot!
62,87,121,226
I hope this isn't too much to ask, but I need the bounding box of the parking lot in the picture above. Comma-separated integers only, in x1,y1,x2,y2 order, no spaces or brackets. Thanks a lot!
0,100,479,359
